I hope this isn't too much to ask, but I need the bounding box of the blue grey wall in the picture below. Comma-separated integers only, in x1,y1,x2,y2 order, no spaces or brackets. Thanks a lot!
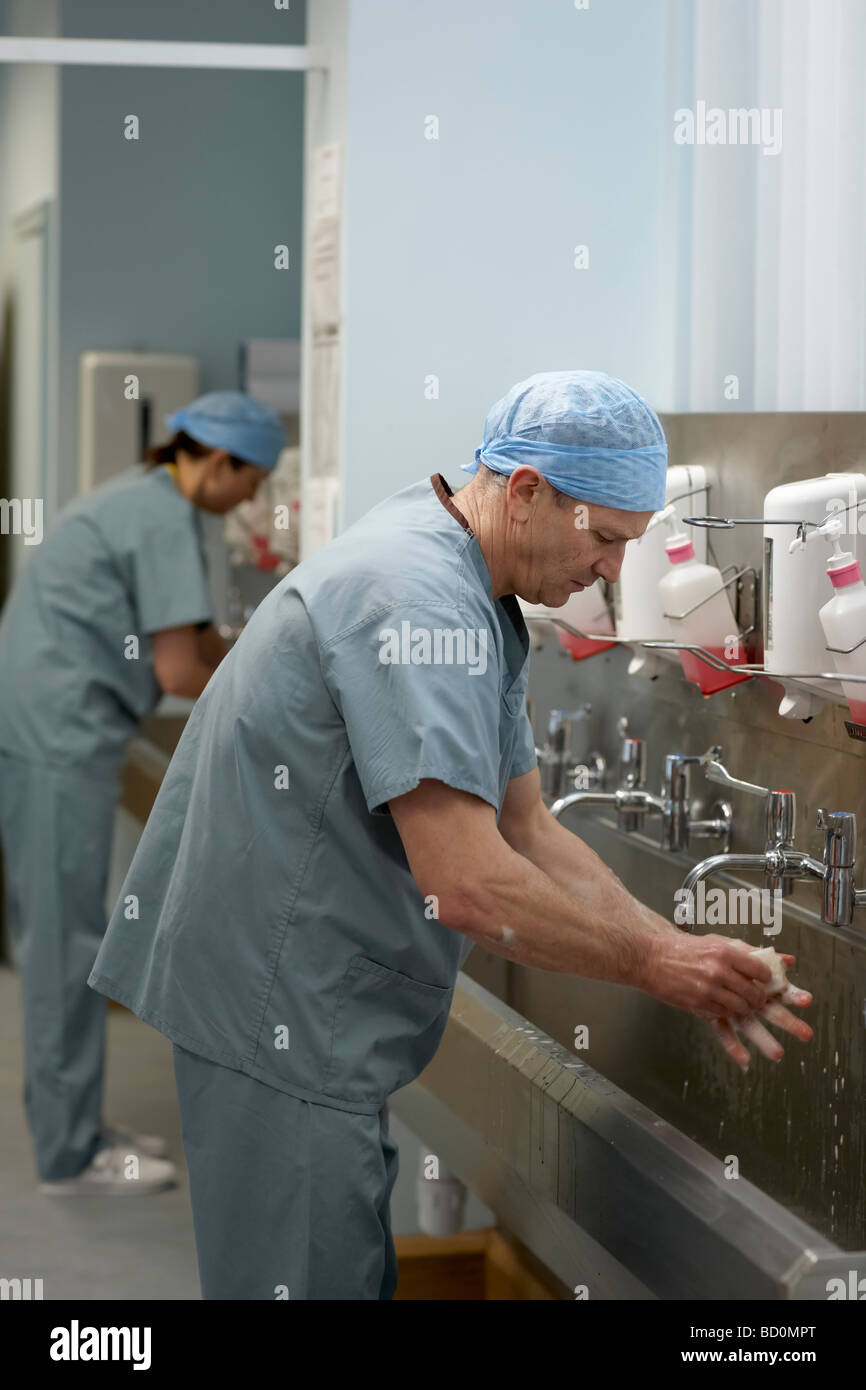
340,0,670,523
61,0,301,44
56,0,306,507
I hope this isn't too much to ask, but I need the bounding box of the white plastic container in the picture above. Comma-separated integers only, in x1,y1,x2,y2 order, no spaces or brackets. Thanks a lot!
658,518,750,695
614,464,709,678
764,472,866,718
818,538,866,726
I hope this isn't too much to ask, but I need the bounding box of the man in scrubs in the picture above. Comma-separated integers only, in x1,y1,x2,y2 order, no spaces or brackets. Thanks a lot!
88,371,812,1296
0,391,285,1195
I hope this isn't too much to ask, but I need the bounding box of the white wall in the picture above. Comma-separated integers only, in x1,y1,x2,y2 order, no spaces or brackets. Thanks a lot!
678,0,866,411
337,0,671,523
306,0,866,530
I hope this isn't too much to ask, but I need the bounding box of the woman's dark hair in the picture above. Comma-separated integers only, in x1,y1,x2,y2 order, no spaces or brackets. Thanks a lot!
146,430,247,470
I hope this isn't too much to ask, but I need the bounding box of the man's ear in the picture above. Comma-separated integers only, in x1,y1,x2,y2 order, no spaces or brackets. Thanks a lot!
506,466,544,517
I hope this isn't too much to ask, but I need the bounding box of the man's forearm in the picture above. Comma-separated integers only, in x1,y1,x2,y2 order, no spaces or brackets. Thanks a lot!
452,825,669,989
392,778,779,1022
513,802,680,940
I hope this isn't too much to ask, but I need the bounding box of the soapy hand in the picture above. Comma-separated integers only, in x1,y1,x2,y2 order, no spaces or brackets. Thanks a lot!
643,932,813,1066
646,931,790,1016
708,950,813,1069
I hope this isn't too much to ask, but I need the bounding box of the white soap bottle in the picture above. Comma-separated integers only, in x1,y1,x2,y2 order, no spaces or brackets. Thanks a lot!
657,509,750,693
818,535,866,725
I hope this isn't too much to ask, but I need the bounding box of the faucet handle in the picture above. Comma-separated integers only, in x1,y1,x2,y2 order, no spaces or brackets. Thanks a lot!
618,734,647,790
700,747,771,799
817,808,856,867
666,751,704,769
613,718,646,778
539,706,592,801
572,752,606,791
703,750,797,852
548,705,591,733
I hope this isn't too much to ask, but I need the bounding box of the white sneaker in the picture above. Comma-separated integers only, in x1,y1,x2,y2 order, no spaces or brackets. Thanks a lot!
103,1124,169,1158
39,1143,177,1196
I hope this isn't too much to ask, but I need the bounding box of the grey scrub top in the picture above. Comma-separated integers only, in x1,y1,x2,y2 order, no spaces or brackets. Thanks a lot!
0,466,212,772
89,474,537,1115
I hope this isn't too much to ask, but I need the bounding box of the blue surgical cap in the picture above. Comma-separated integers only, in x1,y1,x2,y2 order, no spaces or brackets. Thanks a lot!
165,390,287,472
461,370,668,512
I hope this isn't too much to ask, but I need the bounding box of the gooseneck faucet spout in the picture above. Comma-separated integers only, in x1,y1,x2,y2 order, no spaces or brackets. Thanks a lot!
678,850,825,930
551,725,732,856
678,750,857,931
549,718,667,833
550,789,615,820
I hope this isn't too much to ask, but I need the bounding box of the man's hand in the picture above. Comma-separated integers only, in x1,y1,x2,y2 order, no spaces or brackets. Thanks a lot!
643,930,779,1016
707,954,813,1068
644,935,813,1066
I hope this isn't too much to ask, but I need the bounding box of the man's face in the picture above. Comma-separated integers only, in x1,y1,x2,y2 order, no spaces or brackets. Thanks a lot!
505,468,655,608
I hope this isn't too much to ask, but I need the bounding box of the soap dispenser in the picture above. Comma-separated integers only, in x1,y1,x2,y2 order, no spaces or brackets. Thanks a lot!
657,506,752,695
818,526,866,725
763,473,866,718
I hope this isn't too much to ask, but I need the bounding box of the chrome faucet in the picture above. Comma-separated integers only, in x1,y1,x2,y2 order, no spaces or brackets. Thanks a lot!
815,810,866,927
551,721,733,853
659,752,733,854
549,716,655,830
537,706,606,802
676,749,866,931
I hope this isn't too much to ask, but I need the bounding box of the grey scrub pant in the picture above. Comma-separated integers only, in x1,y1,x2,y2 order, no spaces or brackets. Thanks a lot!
172,1045,400,1300
0,751,118,1180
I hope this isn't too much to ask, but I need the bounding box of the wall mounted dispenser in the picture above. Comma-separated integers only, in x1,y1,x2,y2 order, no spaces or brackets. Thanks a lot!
614,465,709,680
657,503,752,695
812,520,866,726
763,472,866,718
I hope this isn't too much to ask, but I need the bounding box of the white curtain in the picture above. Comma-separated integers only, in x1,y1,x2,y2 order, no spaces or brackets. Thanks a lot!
670,0,866,410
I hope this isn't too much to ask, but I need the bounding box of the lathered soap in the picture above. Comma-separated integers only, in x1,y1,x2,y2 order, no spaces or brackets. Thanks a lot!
750,946,788,996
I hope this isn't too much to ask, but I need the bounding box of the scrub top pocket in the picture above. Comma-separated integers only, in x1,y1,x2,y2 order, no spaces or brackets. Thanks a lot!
322,955,453,1107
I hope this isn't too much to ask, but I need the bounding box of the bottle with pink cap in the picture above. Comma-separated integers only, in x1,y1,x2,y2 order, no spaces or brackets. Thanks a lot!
657,505,752,695
818,527,866,725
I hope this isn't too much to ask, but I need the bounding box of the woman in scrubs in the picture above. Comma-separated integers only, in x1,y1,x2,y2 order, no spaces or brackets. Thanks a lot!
0,390,286,1195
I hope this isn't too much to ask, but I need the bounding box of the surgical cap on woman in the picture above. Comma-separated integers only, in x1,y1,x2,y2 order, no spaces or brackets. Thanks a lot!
165,391,287,472
461,370,668,512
